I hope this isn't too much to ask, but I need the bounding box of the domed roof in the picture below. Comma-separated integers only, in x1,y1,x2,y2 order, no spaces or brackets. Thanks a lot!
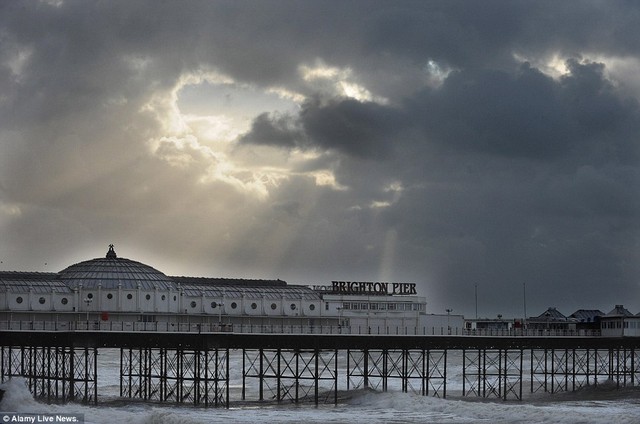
59,245,177,290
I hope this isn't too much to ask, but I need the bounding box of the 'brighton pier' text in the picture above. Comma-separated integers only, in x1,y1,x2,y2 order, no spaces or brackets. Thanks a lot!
329,281,417,295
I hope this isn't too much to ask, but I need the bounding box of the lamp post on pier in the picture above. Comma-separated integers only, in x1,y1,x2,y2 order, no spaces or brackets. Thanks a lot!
84,297,92,328
216,302,224,330
475,283,478,319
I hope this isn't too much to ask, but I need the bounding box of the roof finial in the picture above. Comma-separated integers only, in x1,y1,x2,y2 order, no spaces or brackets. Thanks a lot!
106,244,117,259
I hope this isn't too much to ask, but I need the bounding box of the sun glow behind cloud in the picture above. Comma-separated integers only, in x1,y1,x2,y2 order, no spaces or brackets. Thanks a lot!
299,60,387,103
512,52,568,78
142,72,282,200
512,52,623,81
141,68,355,201
512,51,640,99
424,59,453,88
309,170,347,191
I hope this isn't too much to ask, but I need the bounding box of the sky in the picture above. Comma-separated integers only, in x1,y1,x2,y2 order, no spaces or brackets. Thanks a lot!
0,0,639,318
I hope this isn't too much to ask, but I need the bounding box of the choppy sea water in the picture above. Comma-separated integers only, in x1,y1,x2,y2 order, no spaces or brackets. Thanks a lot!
2,348,640,423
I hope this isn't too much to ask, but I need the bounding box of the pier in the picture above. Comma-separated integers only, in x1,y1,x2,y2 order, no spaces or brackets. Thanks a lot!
1,330,639,407
2,248,638,408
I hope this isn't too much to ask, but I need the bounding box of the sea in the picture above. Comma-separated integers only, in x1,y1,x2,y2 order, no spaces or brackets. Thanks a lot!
2,348,640,424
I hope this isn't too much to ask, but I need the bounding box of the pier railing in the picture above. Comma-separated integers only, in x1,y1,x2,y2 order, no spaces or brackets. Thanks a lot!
0,319,601,337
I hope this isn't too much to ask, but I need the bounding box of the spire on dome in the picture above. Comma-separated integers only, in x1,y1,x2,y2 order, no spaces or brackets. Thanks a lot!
106,244,117,259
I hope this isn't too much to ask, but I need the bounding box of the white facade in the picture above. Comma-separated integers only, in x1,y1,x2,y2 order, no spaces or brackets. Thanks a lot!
1,287,328,318
0,247,429,335
600,306,640,337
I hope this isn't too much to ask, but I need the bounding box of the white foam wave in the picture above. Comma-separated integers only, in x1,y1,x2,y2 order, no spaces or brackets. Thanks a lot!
0,378,42,411
2,382,639,424
341,388,640,424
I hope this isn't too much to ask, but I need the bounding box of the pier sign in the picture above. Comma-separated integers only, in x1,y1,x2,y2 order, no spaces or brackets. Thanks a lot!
327,281,417,295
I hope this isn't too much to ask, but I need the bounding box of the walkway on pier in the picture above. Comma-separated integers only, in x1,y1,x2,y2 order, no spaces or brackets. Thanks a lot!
0,320,602,337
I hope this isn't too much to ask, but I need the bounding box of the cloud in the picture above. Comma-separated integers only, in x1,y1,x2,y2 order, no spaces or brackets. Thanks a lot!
239,112,302,149
412,65,570,158
0,1,639,318
251,58,639,314
242,58,640,164
240,97,406,159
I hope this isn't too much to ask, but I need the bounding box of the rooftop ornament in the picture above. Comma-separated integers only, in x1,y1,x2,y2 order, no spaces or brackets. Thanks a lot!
106,244,117,259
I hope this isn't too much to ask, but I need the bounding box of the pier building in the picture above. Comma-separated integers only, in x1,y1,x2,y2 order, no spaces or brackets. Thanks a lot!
0,245,436,335
601,305,640,337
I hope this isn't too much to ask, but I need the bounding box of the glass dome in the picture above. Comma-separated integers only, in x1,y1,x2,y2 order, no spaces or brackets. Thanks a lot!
59,245,177,290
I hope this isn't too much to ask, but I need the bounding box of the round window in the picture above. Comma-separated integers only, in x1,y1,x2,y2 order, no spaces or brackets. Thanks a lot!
61,298,68,305
231,302,237,309
39,297,46,304
107,293,113,299
173,296,177,301
145,294,151,300
127,294,133,300
290,303,296,310
271,303,277,310
190,301,197,308
16,296,23,304
251,303,257,310
211,302,217,308
87,293,93,299
309,304,316,311
161,295,166,301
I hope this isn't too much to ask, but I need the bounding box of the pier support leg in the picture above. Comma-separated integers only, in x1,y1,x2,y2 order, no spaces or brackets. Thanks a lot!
0,346,96,405
120,347,228,408
425,349,446,398
242,348,338,405
463,349,521,400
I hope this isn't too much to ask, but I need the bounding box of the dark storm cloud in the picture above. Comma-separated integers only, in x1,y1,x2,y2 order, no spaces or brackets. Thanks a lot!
1,0,639,317
410,65,571,159
242,59,639,162
361,1,527,70
300,98,405,159
239,55,640,315
239,112,301,149
416,60,640,161
241,98,405,159
360,1,640,70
